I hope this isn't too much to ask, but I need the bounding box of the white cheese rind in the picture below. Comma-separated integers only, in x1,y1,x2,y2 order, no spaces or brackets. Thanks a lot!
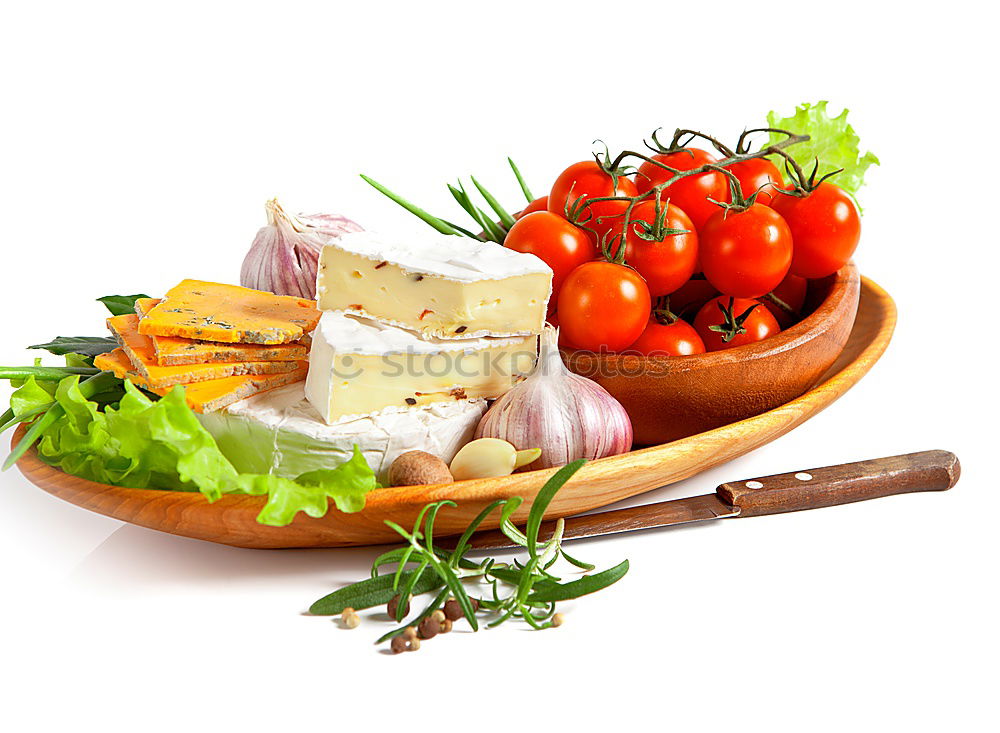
315,231,553,339
305,312,536,424
197,383,485,484
323,230,551,282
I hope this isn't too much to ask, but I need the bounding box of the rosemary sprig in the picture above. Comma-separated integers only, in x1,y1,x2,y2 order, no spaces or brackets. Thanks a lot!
309,459,630,650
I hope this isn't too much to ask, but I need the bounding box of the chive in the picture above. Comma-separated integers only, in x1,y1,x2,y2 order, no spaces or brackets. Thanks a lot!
508,157,535,203
471,176,516,229
0,366,101,381
360,174,465,236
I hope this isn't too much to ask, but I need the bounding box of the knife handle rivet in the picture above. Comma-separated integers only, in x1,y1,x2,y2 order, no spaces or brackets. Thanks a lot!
745,480,764,489
795,472,813,481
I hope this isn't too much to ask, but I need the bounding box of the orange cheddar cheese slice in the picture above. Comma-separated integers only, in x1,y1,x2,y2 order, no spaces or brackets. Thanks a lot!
134,298,309,366
94,348,309,413
107,314,300,389
137,280,320,345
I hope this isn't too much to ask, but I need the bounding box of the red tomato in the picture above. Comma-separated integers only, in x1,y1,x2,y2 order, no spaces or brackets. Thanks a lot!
771,182,861,279
504,212,597,302
620,201,698,296
557,261,651,352
516,196,549,219
694,296,780,351
628,317,705,356
635,148,729,230
548,161,638,245
700,203,793,298
762,272,808,328
726,158,784,206
668,278,719,319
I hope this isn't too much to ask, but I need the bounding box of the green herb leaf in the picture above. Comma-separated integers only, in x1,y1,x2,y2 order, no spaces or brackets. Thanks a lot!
27,336,118,358
508,158,535,203
309,567,443,615
97,294,150,316
766,101,879,196
471,176,516,229
526,560,630,603
526,459,587,559
360,174,467,237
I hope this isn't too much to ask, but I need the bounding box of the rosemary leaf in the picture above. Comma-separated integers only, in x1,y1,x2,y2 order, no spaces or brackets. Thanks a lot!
525,560,630,603
526,459,587,560
309,567,443,615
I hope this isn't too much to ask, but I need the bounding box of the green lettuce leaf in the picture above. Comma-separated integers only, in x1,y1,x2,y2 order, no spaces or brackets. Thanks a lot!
767,101,879,196
28,377,377,526
9,377,57,417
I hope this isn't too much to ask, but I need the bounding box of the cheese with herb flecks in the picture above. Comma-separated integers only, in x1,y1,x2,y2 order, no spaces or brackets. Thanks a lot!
108,314,300,388
95,348,308,413
315,231,553,339
305,311,536,424
134,298,309,366
137,280,320,345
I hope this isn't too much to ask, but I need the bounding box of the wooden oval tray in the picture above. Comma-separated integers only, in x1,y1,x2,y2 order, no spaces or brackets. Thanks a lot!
13,276,895,549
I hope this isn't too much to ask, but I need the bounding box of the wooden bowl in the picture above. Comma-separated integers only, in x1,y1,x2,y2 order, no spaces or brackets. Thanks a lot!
564,263,861,445
12,274,893,549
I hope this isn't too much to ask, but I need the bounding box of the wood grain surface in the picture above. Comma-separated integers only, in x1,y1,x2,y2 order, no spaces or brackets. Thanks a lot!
12,274,896,549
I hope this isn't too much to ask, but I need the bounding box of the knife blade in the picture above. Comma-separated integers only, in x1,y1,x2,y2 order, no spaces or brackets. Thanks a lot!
462,449,961,551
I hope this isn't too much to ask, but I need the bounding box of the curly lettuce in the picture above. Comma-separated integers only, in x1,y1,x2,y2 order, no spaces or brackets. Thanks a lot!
767,101,879,196
27,377,376,526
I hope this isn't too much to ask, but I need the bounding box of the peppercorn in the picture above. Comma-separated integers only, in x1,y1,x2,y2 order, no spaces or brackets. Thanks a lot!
551,613,564,628
443,599,463,621
340,607,361,629
390,636,408,654
439,618,453,634
403,626,418,641
431,609,446,624
387,594,410,619
418,615,441,639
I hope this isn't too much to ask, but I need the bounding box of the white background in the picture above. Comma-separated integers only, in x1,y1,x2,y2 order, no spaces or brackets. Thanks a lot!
1,2,996,731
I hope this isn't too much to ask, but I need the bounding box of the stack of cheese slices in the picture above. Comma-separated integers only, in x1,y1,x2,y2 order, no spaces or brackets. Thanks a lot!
95,280,318,413
201,231,554,484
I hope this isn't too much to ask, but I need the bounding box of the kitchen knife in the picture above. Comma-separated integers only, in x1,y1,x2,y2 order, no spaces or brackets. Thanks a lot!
464,450,961,550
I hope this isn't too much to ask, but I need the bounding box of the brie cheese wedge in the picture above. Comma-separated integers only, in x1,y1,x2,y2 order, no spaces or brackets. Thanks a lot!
305,311,536,424
197,383,486,484
315,230,553,338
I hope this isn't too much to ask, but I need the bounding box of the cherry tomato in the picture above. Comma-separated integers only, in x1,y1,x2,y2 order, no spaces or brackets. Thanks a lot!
700,203,793,298
771,182,861,279
557,261,651,352
504,211,597,301
516,196,549,219
628,317,705,356
667,278,719,319
761,272,808,329
548,161,638,245
694,296,780,352
635,148,729,230
619,200,699,297
726,158,784,206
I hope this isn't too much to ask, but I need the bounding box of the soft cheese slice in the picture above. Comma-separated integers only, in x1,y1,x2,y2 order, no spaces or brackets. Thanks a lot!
197,383,486,484
137,280,320,345
108,314,300,388
305,311,536,424
95,348,308,413
134,298,309,366
316,231,553,339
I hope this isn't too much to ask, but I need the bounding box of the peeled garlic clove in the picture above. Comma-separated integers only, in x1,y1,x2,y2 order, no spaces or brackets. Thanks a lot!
450,438,518,480
514,448,543,469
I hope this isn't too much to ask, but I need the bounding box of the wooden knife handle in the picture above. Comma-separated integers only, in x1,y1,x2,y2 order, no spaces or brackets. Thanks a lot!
716,450,960,518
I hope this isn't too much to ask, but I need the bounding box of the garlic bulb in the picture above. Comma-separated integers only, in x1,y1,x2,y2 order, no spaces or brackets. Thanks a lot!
241,198,363,299
475,326,633,469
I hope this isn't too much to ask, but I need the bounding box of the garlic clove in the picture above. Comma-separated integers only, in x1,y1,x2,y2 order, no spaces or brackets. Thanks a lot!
513,448,543,469
450,438,517,481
